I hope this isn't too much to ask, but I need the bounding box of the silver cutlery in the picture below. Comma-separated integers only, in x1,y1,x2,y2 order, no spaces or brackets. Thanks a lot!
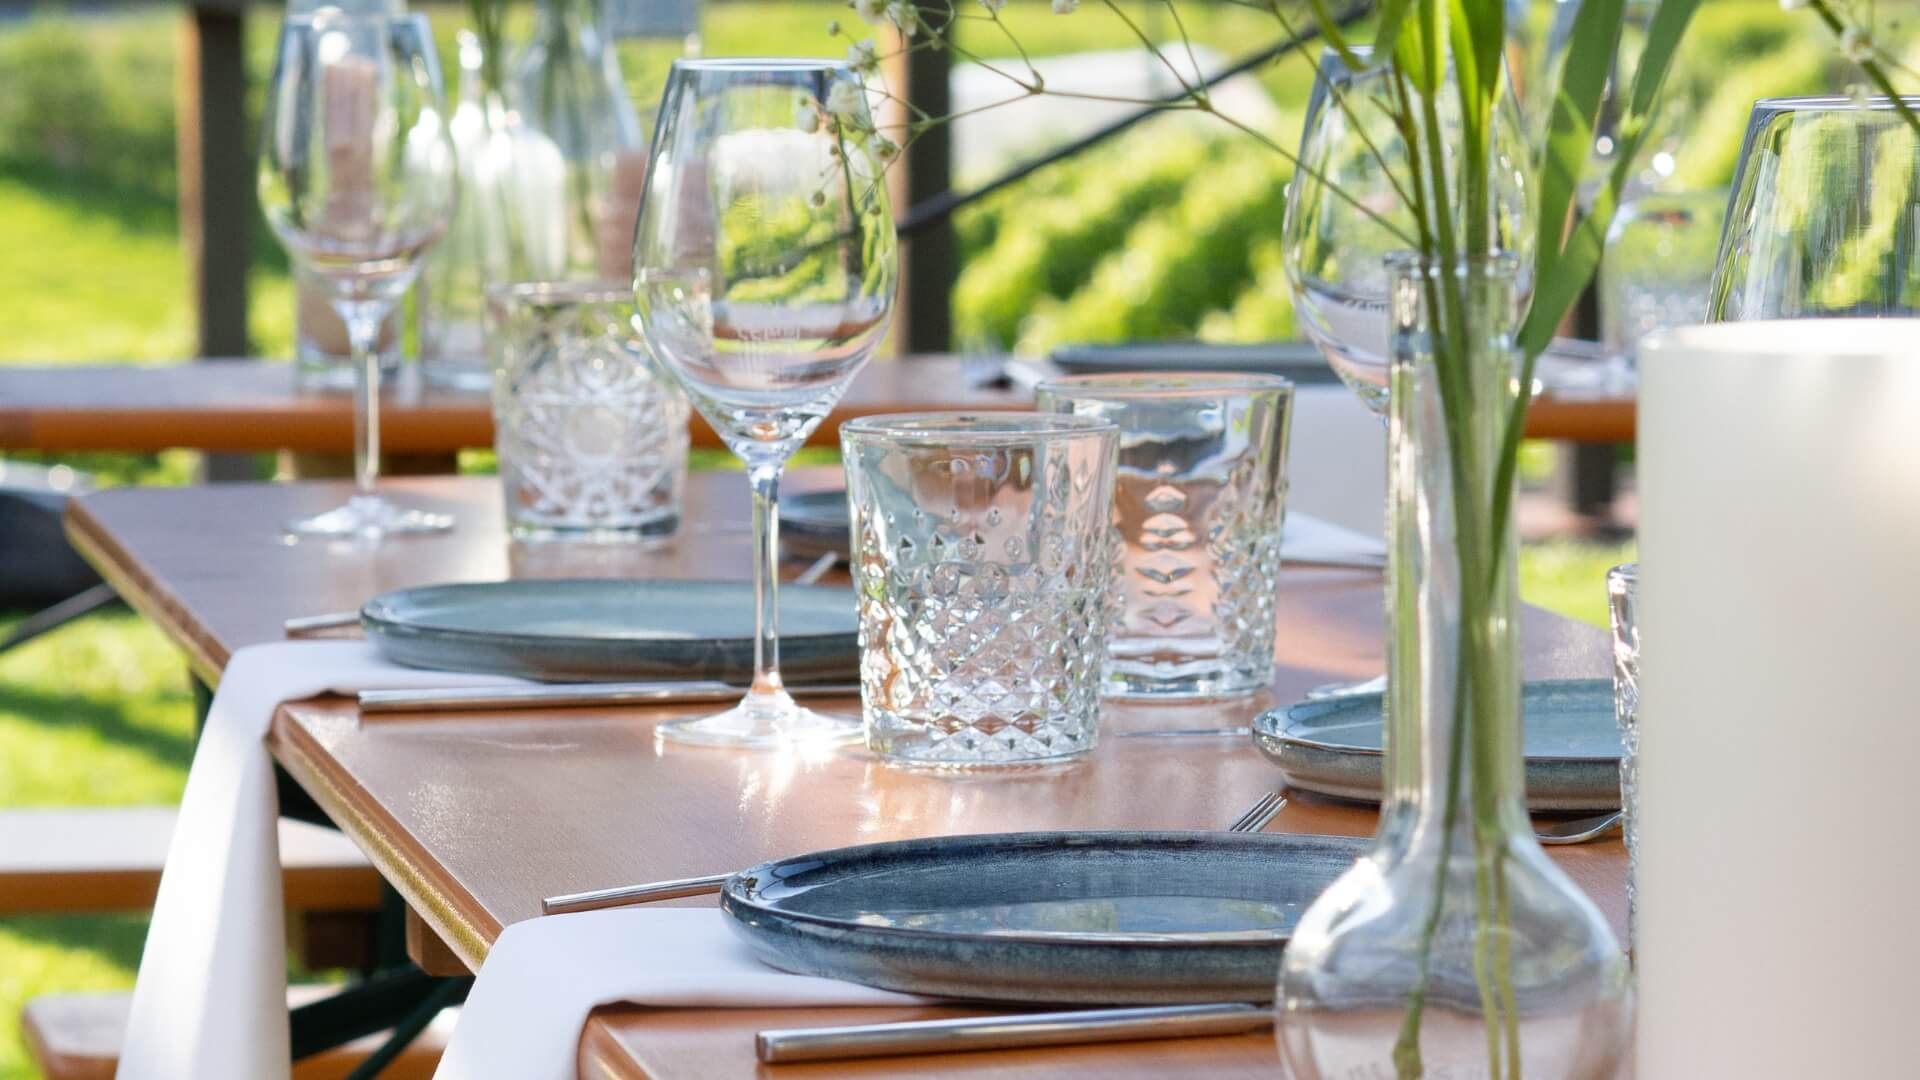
542,789,1292,916
755,1002,1270,1064
792,551,837,586
359,681,861,715
1534,810,1625,846
1117,726,1252,739
283,611,361,636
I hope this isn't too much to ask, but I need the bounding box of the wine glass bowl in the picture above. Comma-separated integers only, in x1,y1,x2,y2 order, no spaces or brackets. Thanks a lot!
1710,96,1920,322
633,58,898,746
258,9,458,539
1283,46,1532,416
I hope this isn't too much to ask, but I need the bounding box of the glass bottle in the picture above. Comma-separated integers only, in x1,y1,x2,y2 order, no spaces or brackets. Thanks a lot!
1275,254,1632,1079
509,0,648,283
419,31,564,390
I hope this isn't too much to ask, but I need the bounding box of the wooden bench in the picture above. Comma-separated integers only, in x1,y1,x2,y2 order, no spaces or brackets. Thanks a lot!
22,987,450,1080
0,806,381,915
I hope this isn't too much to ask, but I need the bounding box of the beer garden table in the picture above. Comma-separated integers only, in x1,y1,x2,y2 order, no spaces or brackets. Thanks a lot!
64,469,1627,1078
2,357,1635,454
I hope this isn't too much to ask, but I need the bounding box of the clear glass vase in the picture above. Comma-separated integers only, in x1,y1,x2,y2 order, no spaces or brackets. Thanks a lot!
419,31,556,390
509,0,648,283
1275,254,1632,1079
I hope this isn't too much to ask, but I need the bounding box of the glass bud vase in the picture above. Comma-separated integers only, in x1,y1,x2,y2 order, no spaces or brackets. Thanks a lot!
420,31,558,391
509,0,648,283
1276,253,1632,1079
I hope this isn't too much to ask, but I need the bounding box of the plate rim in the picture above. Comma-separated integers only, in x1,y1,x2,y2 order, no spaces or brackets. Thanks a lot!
722,829,1370,950
360,577,859,647
1256,677,1621,766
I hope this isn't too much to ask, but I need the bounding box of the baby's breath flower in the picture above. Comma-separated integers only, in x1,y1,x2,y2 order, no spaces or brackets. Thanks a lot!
826,79,872,132
885,0,919,34
1847,82,1872,108
850,0,886,26
873,134,900,161
848,38,880,75
1777,0,1807,10
978,0,1006,13
826,18,841,35
1052,0,1079,12
1840,25,1874,63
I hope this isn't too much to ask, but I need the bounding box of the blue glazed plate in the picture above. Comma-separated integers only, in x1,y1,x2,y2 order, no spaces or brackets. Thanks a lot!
362,578,858,684
1252,678,1623,811
776,490,850,562
721,830,1369,1005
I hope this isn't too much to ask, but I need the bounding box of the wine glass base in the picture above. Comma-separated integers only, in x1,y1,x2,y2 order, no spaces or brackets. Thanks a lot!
286,494,454,540
657,689,861,748
1304,673,1388,700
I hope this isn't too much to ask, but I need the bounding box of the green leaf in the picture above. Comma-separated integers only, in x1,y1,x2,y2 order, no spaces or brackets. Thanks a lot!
1515,0,1626,354
1372,0,1413,65
1303,0,1366,71
1520,0,1703,357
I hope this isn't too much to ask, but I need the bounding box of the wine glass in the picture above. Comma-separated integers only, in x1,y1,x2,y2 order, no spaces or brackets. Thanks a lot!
259,9,458,539
1282,46,1531,696
1710,96,1920,322
633,58,898,747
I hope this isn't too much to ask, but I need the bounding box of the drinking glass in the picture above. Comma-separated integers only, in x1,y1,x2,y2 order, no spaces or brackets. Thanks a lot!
1607,561,1641,951
1598,189,1724,382
1283,46,1530,698
258,9,457,539
486,282,689,542
633,58,897,746
842,414,1119,766
1709,96,1920,321
1035,374,1294,698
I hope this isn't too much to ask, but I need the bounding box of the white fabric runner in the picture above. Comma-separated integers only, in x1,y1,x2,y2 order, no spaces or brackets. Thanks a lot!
116,641,520,1080
434,908,927,1080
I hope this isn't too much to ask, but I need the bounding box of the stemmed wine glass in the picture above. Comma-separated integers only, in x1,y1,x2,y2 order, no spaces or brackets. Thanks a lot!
1282,46,1531,695
633,59,898,747
259,9,458,539
1710,96,1920,322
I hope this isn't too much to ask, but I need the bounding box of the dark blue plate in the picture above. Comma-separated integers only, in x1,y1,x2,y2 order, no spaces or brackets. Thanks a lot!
362,578,858,684
777,490,850,562
1252,679,1623,811
721,830,1369,1004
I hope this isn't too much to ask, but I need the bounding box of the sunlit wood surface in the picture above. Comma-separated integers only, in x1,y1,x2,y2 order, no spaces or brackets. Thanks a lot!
5,357,1631,453
68,471,1624,1079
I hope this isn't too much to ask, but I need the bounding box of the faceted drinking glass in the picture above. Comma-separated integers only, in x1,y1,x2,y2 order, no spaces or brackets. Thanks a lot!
842,414,1119,767
633,58,897,746
486,282,689,542
1036,374,1294,698
1607,561,1641,951
258,9,458,539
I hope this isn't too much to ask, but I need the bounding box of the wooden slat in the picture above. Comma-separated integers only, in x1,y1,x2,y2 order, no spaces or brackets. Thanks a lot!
0,807,380,914
0,358,1635,454
22,986,448,1080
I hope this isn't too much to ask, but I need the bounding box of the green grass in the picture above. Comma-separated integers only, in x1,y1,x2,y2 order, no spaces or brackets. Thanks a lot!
0,611,196,1079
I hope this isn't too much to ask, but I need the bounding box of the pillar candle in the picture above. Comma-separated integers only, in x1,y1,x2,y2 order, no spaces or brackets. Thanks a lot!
1636,319,1920,1075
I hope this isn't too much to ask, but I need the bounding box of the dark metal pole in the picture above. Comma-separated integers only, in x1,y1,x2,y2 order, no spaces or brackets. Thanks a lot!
900,5,955,353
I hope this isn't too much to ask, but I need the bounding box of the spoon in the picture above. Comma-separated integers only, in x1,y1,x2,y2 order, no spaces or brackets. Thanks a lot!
1534,810,1624,845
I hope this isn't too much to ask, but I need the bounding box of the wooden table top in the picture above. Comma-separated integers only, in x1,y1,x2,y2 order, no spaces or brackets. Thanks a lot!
66,472,1625,1079
4,357,1633,454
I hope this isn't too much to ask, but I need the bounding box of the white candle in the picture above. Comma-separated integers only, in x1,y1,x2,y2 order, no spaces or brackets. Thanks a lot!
1636,319,1920,1076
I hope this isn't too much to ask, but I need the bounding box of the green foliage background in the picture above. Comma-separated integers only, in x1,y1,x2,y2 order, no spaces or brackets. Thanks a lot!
0,1,1904,1075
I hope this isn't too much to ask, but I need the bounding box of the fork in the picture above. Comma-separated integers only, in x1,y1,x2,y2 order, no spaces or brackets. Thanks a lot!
541,789,1293,915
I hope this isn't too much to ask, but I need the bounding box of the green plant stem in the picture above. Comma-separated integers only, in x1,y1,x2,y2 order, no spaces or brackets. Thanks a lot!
1808,0,1920,134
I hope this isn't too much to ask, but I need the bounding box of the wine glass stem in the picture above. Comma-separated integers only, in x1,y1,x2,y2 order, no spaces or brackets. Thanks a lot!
335,299,389,500
747,461,785,695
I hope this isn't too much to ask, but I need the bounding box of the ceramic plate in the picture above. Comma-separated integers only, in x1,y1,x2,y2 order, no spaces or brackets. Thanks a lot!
721,830,1369,1004
1048,341,1339,382
1252,679,1623,811
777,490,850,563
362,579,858,684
